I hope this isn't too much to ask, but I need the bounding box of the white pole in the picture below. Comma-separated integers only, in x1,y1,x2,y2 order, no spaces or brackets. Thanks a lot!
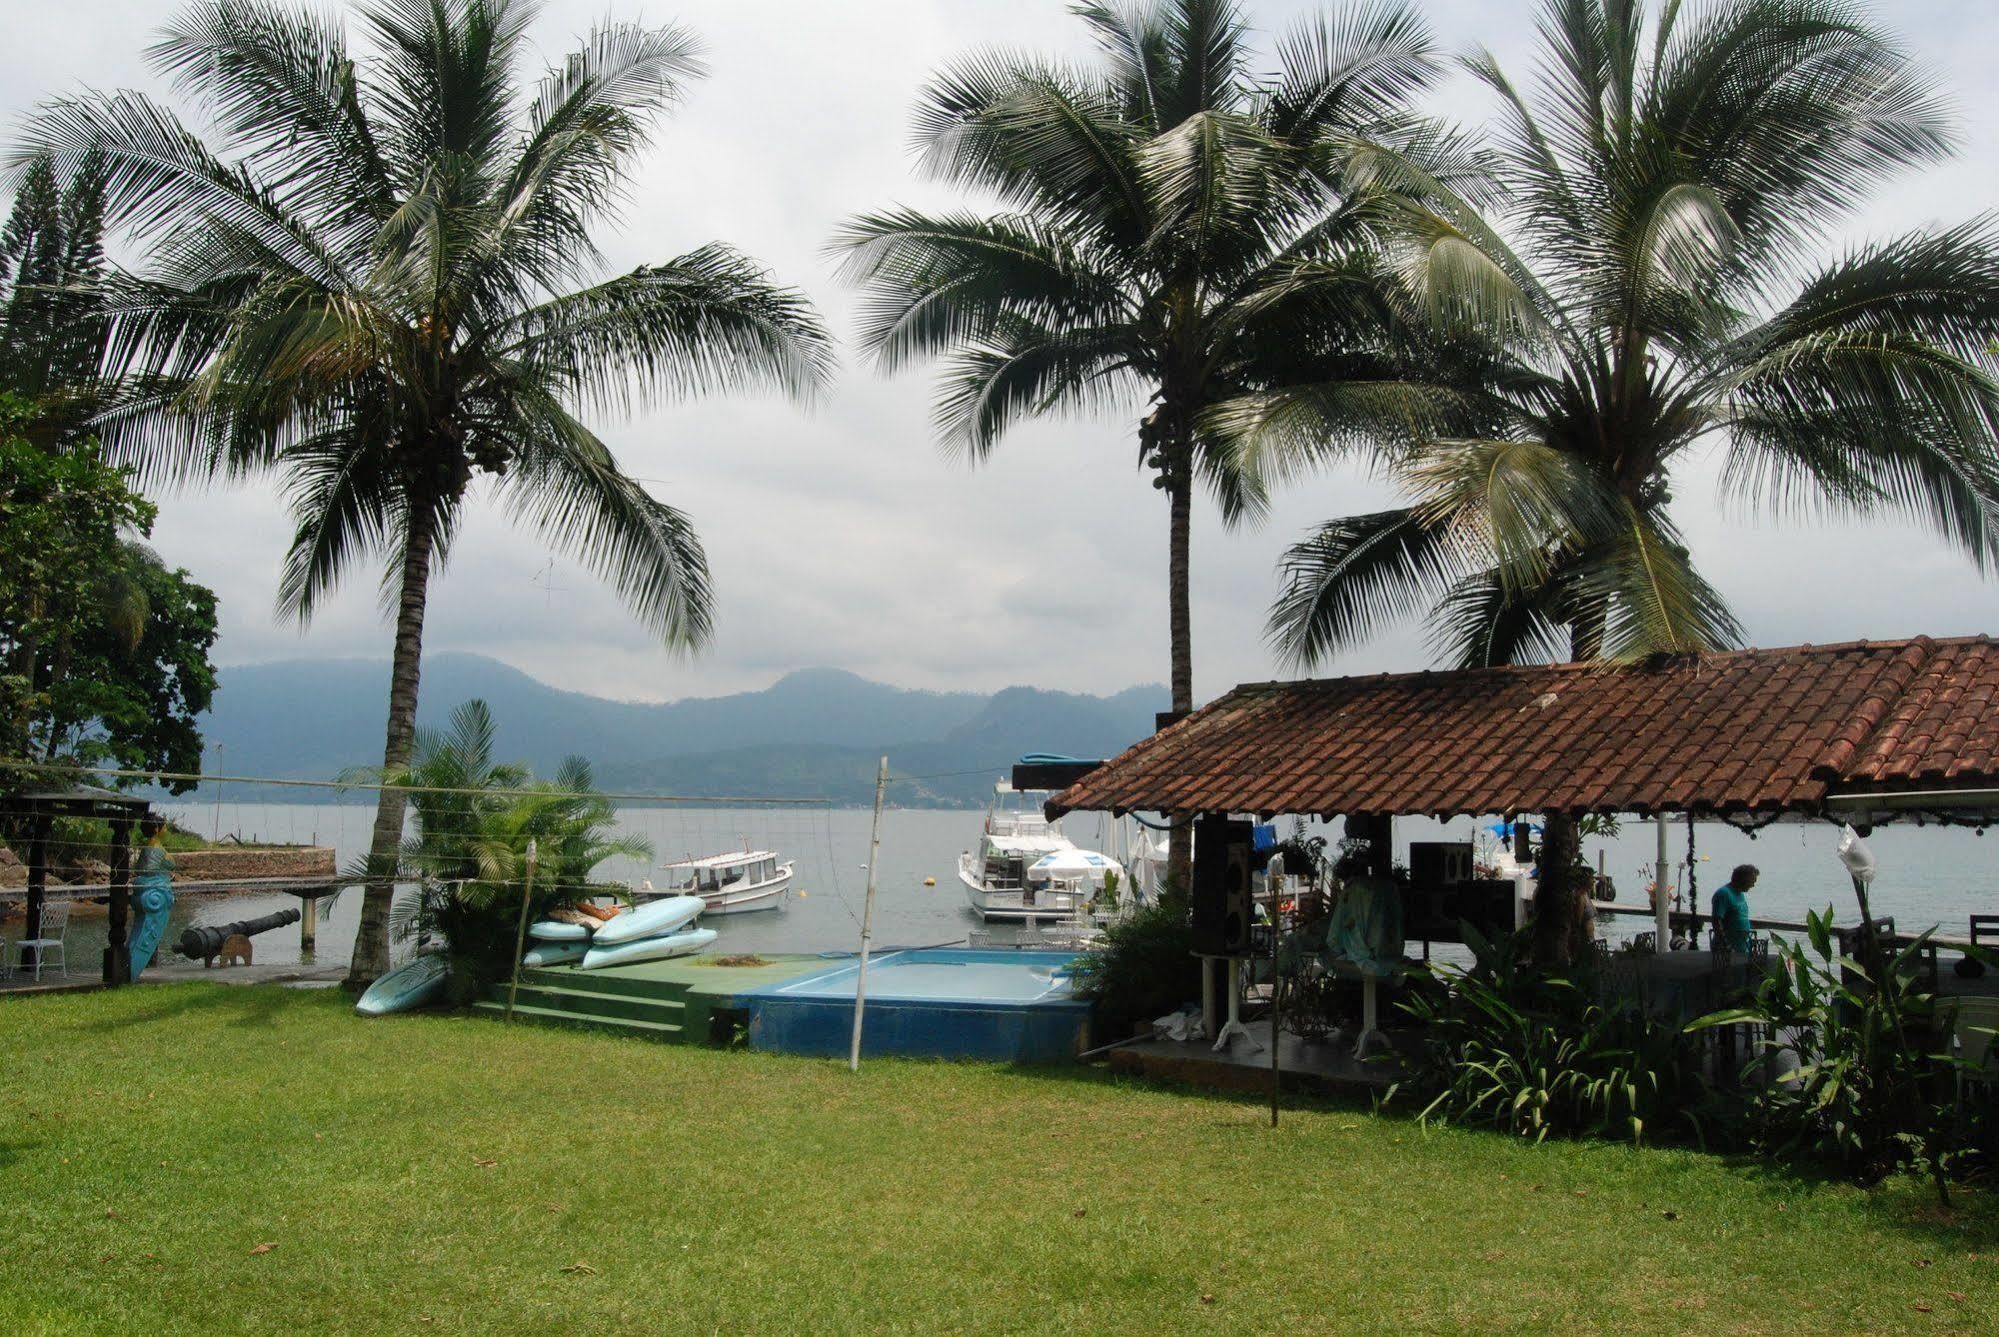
849,756,889,1073
1654,812,1671,950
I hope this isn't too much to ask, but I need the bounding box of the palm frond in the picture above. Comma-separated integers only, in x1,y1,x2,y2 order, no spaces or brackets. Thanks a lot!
831,208,1127,372
501,244,833,415
495,397,713,651
1267,507,1476,667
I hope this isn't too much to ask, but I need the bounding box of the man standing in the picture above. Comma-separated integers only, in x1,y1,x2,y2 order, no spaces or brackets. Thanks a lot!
1711,864,1758,955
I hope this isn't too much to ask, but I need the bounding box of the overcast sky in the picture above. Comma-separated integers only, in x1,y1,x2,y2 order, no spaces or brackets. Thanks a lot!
6,0,1998,706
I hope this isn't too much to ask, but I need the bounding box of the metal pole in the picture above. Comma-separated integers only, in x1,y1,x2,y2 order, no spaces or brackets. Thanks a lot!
211,743,223,841
505,839,539,1023
1268,853,1284,1129
1653,812,1671,950
850,756,889,1073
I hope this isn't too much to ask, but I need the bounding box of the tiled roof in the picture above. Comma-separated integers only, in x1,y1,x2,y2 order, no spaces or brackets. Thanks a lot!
1049,636,1999,820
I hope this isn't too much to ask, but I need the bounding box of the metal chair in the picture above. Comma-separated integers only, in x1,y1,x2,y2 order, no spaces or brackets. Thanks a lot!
5,898,71,982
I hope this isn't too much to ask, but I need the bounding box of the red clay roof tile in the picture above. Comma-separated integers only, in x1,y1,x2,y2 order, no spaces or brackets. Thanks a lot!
1051,636,1999,819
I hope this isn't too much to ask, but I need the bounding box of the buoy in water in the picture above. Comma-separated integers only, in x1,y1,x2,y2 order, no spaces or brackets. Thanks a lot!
923,877,936,887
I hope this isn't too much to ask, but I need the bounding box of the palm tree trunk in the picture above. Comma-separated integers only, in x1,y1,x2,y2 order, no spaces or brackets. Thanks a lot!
344,509,436,990
1531,614,1608,967
1165,438,1194,894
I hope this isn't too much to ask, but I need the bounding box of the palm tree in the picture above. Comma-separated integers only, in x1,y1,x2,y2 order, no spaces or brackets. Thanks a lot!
836,0,1466,885
1233,0,1999,962
13,0,832,985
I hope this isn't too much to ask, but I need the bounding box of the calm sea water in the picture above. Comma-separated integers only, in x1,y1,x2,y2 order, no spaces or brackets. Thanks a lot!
49,802,1998,973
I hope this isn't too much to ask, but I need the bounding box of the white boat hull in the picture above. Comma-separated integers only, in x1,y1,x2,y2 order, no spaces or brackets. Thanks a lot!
697,868,792,915
958,864,1087,922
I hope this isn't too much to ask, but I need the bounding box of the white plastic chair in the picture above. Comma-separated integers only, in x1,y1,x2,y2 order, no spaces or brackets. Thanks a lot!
6,898,70,982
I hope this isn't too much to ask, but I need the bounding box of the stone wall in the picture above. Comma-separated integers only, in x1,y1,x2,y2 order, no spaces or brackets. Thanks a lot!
169,846,338,881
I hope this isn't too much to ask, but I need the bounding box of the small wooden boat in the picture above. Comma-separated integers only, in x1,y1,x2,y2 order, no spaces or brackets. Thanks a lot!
590,894,704,946
355,954,450,1016
581,927,718,970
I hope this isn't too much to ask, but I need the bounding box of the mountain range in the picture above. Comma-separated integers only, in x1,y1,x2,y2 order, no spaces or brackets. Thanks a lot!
196,654,1167,806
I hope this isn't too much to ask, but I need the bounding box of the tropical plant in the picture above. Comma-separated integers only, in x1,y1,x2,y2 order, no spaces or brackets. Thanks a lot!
379,698,649,996
835,0,1470,885
1689,908,1983,1201
1234,0,1999,962
0,400,218,790
1395,925,1719,1146
1070,889,1204,1036
13,0,832,985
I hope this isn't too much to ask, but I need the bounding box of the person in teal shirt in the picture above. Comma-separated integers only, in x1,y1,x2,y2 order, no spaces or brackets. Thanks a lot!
1711,864,1758,954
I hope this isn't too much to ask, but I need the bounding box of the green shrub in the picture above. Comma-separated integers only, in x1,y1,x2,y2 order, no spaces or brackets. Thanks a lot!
1691,908,1988,1197
1396,926,1720,1147
1070,890,1201,1035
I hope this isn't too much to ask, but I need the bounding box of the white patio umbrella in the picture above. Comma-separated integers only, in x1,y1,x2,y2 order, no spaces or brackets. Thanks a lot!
1026,849,1125,883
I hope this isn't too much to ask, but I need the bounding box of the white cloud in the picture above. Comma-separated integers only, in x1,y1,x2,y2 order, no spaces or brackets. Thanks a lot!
7,0,1998,707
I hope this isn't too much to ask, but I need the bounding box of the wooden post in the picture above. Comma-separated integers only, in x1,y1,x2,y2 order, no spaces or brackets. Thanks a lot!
22,813,49,973
850,756,889,1073
505,840,539,1022
104,814,134,986
1268,853,1284,1129
299,895,318,961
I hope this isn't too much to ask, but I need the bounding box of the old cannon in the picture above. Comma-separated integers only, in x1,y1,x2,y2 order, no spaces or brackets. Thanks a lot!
177,908,302,968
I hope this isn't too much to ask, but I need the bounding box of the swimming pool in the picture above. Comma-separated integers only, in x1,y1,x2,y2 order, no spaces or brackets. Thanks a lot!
742,948,1091,1062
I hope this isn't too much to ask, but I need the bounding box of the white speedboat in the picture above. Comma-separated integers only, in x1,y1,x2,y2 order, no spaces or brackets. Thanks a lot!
655,849,793,915
959,783,1117,922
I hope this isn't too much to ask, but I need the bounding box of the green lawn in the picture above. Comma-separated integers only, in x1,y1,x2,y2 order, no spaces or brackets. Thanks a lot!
2,985,1993,1333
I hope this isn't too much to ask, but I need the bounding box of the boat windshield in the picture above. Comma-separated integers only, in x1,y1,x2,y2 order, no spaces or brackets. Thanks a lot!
987,788,1057,838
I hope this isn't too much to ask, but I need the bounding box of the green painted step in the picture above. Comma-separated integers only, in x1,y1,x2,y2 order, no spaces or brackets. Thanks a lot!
469,999,686,1041
517,966,700,1001
501,982,688,1024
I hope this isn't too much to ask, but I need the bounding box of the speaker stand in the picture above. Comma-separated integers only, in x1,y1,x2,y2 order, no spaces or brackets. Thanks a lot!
1211,957,1263,1053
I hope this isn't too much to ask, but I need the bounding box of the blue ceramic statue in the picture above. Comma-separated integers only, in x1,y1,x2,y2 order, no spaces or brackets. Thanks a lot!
130,817,175,976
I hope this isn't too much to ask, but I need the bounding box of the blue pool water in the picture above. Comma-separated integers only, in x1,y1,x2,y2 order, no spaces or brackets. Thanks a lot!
743,949,1090,1062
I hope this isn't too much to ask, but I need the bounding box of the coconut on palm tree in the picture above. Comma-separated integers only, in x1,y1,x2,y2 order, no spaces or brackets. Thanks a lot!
836,0,1468,885
13,0,832,985
1229,0,1999,961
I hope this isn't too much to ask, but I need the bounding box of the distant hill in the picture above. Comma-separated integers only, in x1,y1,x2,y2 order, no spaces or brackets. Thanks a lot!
196,654,1167,806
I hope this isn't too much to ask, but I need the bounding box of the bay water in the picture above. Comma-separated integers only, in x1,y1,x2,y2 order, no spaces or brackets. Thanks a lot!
48,802,1998,974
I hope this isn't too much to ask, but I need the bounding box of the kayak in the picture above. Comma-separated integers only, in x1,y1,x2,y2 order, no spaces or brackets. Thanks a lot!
522,941,589,967
355,954,451,1016
588,895,704,946
528,920,592,942
581,928,718,970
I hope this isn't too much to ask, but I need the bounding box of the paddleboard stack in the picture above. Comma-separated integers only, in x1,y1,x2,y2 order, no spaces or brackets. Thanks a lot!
526,894,716,970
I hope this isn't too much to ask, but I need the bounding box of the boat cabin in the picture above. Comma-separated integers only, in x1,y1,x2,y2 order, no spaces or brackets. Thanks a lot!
665,851,784,893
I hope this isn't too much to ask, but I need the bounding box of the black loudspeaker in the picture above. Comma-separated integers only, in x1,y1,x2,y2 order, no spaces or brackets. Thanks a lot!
1190,816,1256,956
1409,841,1473,887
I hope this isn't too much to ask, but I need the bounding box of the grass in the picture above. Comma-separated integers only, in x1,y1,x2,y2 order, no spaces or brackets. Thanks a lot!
2,985,1994,1334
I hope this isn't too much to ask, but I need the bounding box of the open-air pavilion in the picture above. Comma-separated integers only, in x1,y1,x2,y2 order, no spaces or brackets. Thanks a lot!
1049,635,1999,1086
1,783,153,987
